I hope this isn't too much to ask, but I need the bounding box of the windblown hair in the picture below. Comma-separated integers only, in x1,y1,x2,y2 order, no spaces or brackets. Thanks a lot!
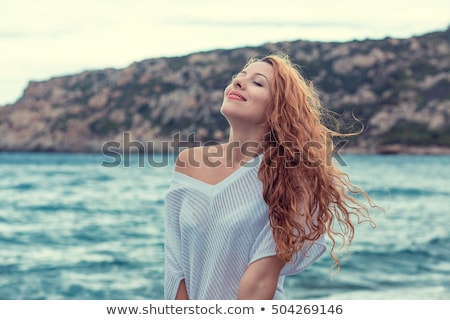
252,54,378,271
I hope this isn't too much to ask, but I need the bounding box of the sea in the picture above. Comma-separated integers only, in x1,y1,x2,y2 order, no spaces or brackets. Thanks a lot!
0,152,449,300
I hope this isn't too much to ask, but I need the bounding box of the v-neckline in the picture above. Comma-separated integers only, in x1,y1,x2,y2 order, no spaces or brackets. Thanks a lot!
172,154,263,196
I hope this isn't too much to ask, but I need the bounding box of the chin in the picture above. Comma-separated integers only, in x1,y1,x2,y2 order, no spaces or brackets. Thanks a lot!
220,102,235,117
220,103,239,118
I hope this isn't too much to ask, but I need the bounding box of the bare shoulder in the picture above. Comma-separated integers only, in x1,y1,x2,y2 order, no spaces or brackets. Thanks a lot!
175,143,227,177
174,146,204,175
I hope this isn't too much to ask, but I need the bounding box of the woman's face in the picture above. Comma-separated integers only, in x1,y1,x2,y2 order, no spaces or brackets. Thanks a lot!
221,61,273,127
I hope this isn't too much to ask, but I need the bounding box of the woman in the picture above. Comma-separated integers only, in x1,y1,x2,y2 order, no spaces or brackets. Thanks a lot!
164,53,376,300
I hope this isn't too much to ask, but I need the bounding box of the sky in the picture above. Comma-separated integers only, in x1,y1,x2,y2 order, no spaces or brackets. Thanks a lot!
1,0,449,106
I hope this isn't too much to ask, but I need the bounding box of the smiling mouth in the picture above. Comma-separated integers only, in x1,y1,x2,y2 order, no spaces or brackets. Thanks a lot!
228,91,247,101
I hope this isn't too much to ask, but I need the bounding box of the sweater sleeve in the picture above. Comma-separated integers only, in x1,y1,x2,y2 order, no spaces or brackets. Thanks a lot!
164,185,185,299
249,220,326,276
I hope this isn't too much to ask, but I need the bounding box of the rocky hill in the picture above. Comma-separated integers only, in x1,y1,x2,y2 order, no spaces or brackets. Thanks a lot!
1,27,449,154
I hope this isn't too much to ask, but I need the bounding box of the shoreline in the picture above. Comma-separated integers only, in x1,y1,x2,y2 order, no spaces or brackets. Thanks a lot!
342,144,450,155
1,144,450,155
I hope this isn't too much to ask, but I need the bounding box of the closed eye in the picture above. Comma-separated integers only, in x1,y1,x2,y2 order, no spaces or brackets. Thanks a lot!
253,81,263,87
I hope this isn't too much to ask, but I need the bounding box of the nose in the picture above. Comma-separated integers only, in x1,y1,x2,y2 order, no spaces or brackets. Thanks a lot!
232,76,245,89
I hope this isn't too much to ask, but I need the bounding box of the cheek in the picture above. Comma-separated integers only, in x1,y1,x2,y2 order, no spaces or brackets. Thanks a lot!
256,92,272,107
224,84,232,96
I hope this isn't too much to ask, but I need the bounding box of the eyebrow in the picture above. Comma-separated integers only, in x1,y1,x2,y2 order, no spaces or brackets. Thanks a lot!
238,70,269,82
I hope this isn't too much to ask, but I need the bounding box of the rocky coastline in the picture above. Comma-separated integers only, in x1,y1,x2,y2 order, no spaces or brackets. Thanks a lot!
1,27,449,155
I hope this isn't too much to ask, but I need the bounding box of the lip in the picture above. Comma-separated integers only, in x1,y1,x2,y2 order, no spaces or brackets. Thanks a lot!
227,90,247,101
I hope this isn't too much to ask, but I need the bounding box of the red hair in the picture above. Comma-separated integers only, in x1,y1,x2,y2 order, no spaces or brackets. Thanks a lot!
254,54,378,271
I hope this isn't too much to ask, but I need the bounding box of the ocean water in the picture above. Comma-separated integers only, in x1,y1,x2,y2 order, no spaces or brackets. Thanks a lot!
0,152,449,300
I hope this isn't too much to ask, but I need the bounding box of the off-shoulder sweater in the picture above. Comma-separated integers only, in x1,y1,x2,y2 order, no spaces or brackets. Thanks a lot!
164,154,326,299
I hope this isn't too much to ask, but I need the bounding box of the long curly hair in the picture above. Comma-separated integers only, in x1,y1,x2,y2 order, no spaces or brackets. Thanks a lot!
253,53,378,271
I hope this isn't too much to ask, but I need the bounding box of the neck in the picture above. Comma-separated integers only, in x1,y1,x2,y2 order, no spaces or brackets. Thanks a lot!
225,126,266,165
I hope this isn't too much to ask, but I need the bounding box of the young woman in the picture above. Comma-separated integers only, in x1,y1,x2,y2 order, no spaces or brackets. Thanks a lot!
164,53,376,300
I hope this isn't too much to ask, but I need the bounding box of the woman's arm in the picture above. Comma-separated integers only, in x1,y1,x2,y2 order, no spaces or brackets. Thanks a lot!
237,256,285,299
164,149,192,299
175,279,189,300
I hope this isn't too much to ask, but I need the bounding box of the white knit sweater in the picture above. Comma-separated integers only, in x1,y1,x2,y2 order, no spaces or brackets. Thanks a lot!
164,154,326,299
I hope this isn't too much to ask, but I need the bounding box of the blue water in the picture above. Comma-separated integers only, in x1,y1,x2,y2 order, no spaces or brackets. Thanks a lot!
0,152,449,300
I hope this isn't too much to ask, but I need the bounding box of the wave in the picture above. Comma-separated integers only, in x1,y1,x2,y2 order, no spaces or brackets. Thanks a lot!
322,286,450,300
351,235,450,260
365,187,450,198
